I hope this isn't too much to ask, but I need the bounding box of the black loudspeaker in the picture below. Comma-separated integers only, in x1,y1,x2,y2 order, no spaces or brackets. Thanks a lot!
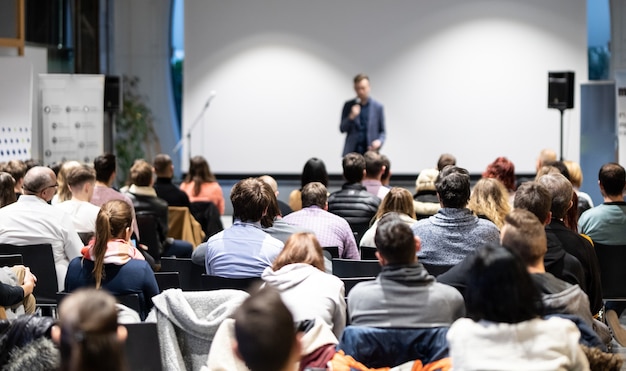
104,75,122,112
548,71,575,110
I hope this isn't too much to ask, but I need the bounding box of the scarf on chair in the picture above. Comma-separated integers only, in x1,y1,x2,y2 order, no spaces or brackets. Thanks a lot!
81,239,145,265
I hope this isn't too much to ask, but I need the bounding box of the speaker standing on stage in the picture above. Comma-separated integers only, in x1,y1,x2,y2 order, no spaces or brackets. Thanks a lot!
340,73,386,156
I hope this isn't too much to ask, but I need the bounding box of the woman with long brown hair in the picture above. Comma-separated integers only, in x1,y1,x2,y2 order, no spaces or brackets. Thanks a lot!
180,156,225,214
262,232,346,337
359,187,417,247
64,200,158,319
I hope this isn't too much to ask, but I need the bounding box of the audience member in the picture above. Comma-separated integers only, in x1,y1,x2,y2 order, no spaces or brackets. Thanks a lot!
538,173,603,315
232,286,301,371
577,162,626,344
262,232,346,337
362,151,389,199
0,172,17,208
54,164,101,235
447,243,589,370
124,159,193,258
288,157,328,212
52,160,81,205
501,208,610,345
436,153,456,171
380,154,391,186
283,182,359,259
482,156,516,203
91,153,139,238
1,159,26,199
536,148,558,172
467,177,511,229
0,265,36,318
192,178,283,277
564,160,594,216
360,187,417,248
65,200,157,319
413,168,440,220
53,288,129,371
0,166,82,290
412,165,499,268
179,156,224,215
259,178,311,243
348,213,464,327
328,152,380,242
0,315,58,369
259,174,292,217
153,153,190,207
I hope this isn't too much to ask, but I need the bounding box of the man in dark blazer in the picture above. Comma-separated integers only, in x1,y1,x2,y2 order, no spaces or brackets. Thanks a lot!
340,73,386,156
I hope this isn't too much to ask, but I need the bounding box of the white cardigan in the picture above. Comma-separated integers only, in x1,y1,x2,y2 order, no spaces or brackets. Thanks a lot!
447,317,589,371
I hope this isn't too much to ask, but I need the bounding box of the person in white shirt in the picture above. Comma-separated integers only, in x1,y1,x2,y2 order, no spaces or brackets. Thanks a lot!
0,166,83,291
54,164,101,235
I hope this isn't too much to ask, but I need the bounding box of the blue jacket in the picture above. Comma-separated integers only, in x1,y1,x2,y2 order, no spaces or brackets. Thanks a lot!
340,98,386,156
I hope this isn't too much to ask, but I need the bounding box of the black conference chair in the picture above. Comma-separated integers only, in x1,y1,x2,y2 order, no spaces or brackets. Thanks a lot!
332,259,381,278
136,212,164,262
160,257,204,291
323,246,340,259
0,254,23,267
421,263,454,277
341,276,376,296
155,271,181,292
125,322,164,371
200,274,261,293
189,201,224,240
594,243,626,300
360,246,377,260
56,292,142,318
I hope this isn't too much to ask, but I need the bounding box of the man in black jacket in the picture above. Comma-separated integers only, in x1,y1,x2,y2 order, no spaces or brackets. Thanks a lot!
328,152,380,244
153,154,190,207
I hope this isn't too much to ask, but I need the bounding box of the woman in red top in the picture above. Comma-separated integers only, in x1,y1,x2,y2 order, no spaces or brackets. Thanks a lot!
180,156,225,215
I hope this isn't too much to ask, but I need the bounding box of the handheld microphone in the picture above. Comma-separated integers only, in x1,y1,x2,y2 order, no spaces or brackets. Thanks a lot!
355,97,361,105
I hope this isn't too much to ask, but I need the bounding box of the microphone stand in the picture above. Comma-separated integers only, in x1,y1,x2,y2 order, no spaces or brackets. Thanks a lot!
172,98,213,163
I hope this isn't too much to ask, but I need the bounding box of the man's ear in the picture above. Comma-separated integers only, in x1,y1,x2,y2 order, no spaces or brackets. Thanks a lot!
117,325,128,341
51,325,61,344
232,340,244,362
544,211,552,225
375,251,386,266
414,236,421,253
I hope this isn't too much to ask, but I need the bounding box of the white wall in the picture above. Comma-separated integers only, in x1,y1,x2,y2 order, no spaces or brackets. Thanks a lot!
184,0,587,175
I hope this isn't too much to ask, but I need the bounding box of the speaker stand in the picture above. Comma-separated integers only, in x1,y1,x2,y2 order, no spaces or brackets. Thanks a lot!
559,108,565,161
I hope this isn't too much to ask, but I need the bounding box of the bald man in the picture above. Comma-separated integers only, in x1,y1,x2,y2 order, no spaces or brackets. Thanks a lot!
0,166,83,291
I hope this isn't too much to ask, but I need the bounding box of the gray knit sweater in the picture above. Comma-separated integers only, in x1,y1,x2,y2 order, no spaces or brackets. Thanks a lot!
412,208,500,266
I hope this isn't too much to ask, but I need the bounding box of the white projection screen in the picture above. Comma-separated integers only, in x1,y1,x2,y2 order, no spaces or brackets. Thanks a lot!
184,0,587,175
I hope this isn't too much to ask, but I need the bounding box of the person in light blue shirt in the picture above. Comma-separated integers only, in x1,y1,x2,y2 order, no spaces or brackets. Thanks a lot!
194,178,283,278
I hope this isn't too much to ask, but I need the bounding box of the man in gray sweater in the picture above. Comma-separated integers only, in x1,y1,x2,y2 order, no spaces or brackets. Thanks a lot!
348,213,465,327
412,165,500,269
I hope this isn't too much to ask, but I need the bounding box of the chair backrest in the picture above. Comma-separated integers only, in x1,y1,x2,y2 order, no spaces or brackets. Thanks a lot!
0,254,23,267
337,325,450,368
0,243,57,305
341,276,376,296
136,212,163,262
350,223,370,245
360,246,377,260
56,291,142,318
124,322,163,371
77,232,94,246
332,259,381,278
160,257,204,291
323,246,340,259
189,201,224,240
594,243,626,299
421,263,454,277
200,274,261,293
154,271,181,292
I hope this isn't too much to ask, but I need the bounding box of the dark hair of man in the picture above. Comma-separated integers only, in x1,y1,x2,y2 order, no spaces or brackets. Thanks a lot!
353,73,369,84
93,154,117,183
364,151,384,177
465,243,543,324
437,153,456,171
599,162,626,196
153,154,172,177
231,178,270,223
260,180,278,228
66,164,96,188
513,181,552,222
129,159,153,187
301,182,327,208
233,286,296,371
342,152,366,183
435,165,470,208
537,173,573,219
543,160,570,180
374,212,416,265
2,160,27,182
380,155,391,182
501,209,547,267
300,157,328,189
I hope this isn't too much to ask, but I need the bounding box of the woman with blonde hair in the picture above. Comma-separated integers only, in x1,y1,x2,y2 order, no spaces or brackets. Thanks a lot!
262,232,346,337
360,187,417,247
65,200,158,319
467,178,511,229
180,156,225,214
52,160,81,204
